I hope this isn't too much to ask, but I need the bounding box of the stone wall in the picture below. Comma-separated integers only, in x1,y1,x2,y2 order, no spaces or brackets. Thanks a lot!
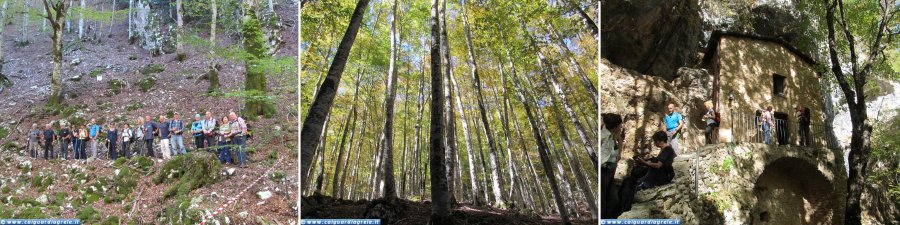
618,143,847,224
714,36,825,146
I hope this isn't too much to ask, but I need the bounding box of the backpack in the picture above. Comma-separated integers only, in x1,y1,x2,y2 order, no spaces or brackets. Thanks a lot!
715,111,721,124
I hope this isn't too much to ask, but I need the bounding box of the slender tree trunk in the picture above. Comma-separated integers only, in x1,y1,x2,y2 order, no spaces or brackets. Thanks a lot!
210,0,216,50
348,103,369,200
106,0,112,35
300,0,370,186
499,21,570,223
175,0,184,58
543,18,596,107
337,109,358,199
439,0,459,204
428,0,451,222
313,117,330,195
379,0,400,202
471,104,492,203
77,0,83,38
461,0,504,208
400,80,410,198
0,0,7,64
21,0,27,42
450,58,483,205
65,0,71,32
331,72,360,196
509,95,549,214
127,0,132,39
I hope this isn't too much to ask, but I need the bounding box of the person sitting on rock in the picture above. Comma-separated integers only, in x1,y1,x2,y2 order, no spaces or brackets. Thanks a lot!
636,131,677,191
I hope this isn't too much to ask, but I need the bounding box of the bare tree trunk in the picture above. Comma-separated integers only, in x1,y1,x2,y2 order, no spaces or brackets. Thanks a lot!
300,0,370,186
331,72,360,196
209,0,216,50
21,0,27,43
460,0,504,208
507,91,549,214
77,0,83,38
471,105,492,203
127,0,132,39
428,0,451,222
175,0,184,58
313,117,330,195
450,58,483,205
42,0,67,107
379,0,400,202
499,19,569,223
439,0,459,204
348,103,369,200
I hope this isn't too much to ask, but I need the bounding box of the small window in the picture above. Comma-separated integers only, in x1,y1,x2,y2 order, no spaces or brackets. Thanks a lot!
773,74,786,96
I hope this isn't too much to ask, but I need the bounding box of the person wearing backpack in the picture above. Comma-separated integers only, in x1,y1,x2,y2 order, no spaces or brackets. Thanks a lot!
75,124,88,160
169,113,186,156
229,112,248,168
703,101,719,145
191,114,204,151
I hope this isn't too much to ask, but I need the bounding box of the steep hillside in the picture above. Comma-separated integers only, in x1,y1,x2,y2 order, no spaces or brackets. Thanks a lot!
0,1,298,223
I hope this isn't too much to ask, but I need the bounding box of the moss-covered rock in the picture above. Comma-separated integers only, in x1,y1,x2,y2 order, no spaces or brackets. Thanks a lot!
89,67,106,78
155,153,221,199
126,102,144,111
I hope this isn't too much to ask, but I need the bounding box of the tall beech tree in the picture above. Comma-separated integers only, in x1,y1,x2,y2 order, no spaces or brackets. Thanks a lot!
41,0,68,107
300,0,370,188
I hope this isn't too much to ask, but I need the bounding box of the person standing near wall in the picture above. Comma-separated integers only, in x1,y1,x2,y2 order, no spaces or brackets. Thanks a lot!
661,103,685,154
761,106,775,144
703,101,719,145
600,113,624,218
797,106,811,146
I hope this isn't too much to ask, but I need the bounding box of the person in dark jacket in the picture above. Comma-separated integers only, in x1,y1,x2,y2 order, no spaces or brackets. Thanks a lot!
143,115,157,157
41,124,56,160
636,131,677,190
58,123,72,160
106,122,119,160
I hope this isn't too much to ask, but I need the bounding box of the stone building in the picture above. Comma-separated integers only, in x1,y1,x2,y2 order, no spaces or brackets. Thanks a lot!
703,31,826,146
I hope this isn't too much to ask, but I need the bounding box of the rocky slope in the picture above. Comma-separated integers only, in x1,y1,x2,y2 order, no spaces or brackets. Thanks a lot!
0,1,299,223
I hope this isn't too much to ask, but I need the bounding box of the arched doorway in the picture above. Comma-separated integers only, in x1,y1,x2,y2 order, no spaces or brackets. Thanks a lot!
750,157,841,224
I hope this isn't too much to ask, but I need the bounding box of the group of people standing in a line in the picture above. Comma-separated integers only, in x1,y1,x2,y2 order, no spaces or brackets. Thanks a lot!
26,111,251,167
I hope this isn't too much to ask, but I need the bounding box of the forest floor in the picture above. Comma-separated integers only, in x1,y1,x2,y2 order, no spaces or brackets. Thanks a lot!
0,2,298,224
301,195,596,225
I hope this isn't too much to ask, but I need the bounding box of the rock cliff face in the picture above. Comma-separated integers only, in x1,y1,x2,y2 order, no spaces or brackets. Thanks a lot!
601,0,703,80
601,0,820,80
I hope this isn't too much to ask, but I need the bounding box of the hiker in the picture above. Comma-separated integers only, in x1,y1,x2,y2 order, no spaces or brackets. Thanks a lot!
169,113,186,156
41,124,56,160
135,117,145,157
122,123,133,159
28,124,40,158
191,114,204,151
703,101,719,145
107,122,119,160
59,123,72,160
158,115,172,160
217,116,232,164
635,131,677,191
88,119,102,159
600,113,624,218
797,106,811,146
230,112,248,167
761,106,775,144
660,103,684,154
76,124,88,160
142,116,156,157
203,111,217,149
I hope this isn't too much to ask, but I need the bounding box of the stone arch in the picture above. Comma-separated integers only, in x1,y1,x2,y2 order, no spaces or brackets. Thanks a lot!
749,157,842,224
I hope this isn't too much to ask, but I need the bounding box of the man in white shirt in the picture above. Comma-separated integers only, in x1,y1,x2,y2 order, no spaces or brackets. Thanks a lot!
600,113,624,218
